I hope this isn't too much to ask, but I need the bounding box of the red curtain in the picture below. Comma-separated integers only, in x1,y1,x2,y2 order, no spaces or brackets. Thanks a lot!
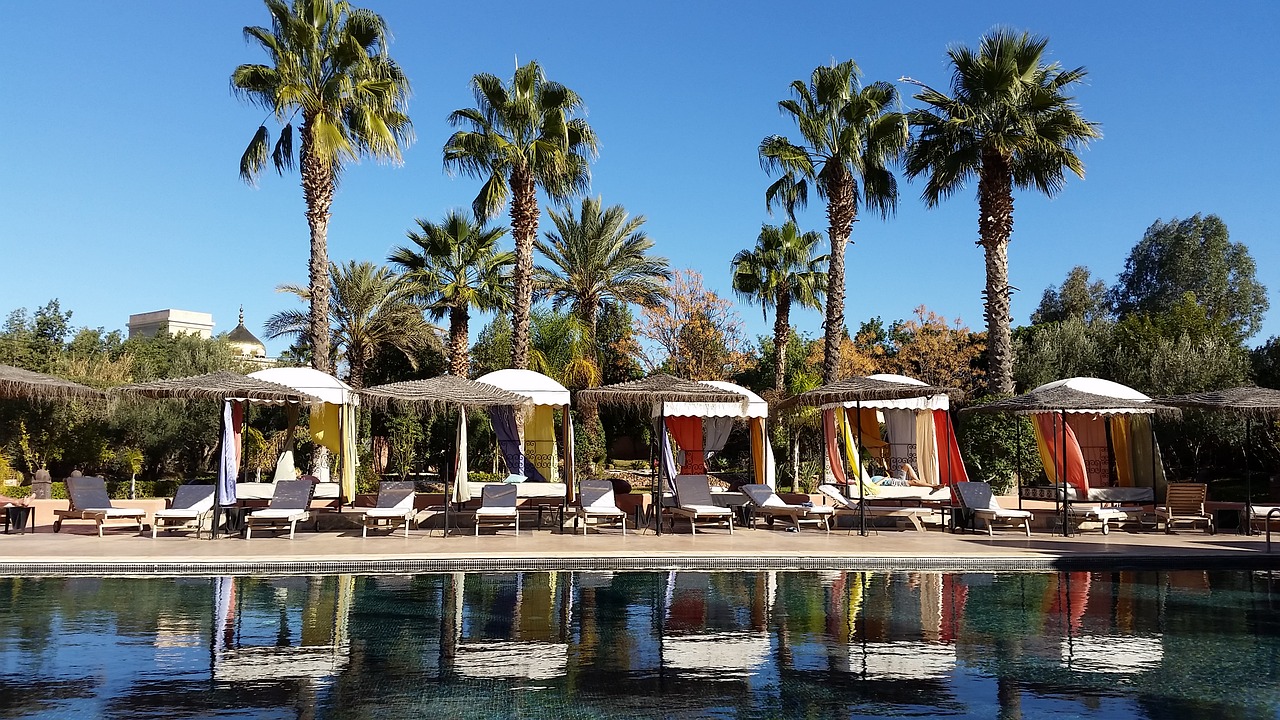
665,416,706,474
1036,413,1090,494
933,409,970,486
823,410,847,485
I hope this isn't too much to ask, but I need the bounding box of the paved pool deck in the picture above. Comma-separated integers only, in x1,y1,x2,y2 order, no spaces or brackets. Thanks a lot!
3,514,1279,575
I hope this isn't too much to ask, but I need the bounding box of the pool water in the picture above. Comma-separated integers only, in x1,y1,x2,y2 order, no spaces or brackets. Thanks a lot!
1,570,1278,719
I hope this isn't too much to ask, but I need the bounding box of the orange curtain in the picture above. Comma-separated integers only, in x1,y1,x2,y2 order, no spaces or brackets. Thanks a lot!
1066,414,1111,486
665,416,705,474
1035,413,1089,494
823,410,847,485
933,410,970,485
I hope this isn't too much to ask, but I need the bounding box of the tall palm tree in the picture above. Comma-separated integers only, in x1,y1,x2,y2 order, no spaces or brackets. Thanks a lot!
535,196,671,360
233,0,412,376
265,260,438,389
443,60,598,370
903,28,1100,395
731,221,827,395
390,211,514,377
760,60,909,385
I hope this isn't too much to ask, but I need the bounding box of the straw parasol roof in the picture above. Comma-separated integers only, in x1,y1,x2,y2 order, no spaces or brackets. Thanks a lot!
1152,386,1280,416
576,373,748,410
962,378,1177,417
112,371,320,404
359,375,528,411
775,376,957,412
0,364,105,401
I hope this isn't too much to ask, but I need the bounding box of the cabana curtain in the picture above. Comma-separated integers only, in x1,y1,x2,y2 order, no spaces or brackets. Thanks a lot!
665,416,705,474
934,410,970,485
1033,414,1089,494
488,406,547,482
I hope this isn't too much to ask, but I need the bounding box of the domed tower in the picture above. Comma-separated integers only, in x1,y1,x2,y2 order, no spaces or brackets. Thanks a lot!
226,306,273,366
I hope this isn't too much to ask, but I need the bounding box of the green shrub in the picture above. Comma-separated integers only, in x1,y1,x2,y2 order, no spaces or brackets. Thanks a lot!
956,400,1043,496
2,485,32,499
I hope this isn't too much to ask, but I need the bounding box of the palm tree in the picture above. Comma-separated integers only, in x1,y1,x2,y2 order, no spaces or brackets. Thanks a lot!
760,60,909,385
731,221,827,395
535,196,671,360
443,60,598,370
903,28,1100,395
390,211,514,377
233,0,412,376
265,260,438,389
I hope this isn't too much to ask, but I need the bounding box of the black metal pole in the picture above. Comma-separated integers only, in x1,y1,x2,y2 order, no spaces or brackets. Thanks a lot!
1061,411,1070,538
1016,413,1024,511
212,404,224,541
655,404,665,536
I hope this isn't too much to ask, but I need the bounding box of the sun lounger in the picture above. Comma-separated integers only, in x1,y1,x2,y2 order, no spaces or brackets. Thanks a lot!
475,484,519,535
355,481,417,537
151,484,216,538
954,482,1033,536
576,479,627,535
53,476,148,537
669,475,733,535
1156,483,1214,534
817,485,933,532
741,483,832,532
1065,486,1153,534
245,480,315,540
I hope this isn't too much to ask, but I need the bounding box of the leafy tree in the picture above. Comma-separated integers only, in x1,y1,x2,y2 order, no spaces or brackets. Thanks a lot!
535,196,671,362
760,59,909,385
889,307,985,394
595,305,644,387
1252,337,1280,390
390,211,513,377
265,260,439,388
636,269,749,380
1111,215,1267,341
730,221,826,395
470,314,513,379
904,29,1100,395
1031,265,1110,325
444,60,599,370
233,0,412,375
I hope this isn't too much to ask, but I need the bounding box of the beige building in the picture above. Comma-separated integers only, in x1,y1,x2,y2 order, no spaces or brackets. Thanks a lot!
126,309,214,339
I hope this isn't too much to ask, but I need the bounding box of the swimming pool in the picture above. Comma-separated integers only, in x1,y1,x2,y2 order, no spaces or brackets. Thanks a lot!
1,570,1277,718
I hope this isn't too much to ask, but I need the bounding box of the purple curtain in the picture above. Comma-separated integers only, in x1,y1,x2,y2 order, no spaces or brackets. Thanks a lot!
488,406,547,483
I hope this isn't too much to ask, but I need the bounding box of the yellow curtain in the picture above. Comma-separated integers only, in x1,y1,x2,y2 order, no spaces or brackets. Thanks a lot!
339,403,357,504
915,411,940,485
526,405,558,483
838,409,878,496
1033,415,1056,483
750,418,766,485
310,403,341,454
854,408,888,465
1110,416,1133,487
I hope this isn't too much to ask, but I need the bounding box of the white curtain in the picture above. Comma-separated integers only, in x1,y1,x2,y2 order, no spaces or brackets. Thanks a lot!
702,417,735,461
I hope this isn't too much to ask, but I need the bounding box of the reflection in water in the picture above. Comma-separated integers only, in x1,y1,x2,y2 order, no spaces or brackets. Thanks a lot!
1,570,1279,718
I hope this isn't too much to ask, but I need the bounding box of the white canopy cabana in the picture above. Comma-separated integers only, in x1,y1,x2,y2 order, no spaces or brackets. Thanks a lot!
659,380,776,488
476,369,574,500
249,367,359,502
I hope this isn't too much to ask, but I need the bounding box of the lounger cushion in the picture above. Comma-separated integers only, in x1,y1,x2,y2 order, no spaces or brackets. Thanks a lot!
83,507,146,518
248,509,309,520
475,507,518,517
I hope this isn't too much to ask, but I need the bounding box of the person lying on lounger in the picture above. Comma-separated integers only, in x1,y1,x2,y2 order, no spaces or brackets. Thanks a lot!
871,464,937,488
1,494,28,507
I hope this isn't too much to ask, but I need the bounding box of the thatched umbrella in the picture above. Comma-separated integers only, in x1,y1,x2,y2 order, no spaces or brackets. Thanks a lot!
113,371,321,537
0,364,105,400
963,378,1177,537
1153,386,1280,534
359,375,529,536
112,371,320,404
776,376,958,536
578,374,748,536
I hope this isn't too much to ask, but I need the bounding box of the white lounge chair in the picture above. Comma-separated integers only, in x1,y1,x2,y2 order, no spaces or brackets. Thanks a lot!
151,484,216,538
742,483,832,532
53,476,147,537
817,484,933,532
669,475,733,535
954,482,1033,536
475,484,519,536
1156,483,1214,534
576,479,627,535
355,481,417,538
1065,486,1153,535
245,480,315,540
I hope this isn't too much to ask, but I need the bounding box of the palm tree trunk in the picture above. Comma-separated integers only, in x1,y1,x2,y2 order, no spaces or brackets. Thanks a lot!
979,151,1016,396
509,167,538,370
774,291,791,395
449,306,470,377
823,168,856,384
299,114,334,375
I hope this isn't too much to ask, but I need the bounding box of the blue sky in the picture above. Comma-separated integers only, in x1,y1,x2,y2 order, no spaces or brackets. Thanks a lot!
2,0,1276,357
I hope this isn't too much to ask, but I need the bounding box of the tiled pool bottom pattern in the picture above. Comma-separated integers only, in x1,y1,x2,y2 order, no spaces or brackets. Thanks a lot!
2,524,1279,574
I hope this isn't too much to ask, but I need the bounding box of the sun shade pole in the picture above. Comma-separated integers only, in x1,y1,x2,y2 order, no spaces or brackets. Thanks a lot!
655,402,665,536
1245,416,1253,536
857,399,866,537
1061,410,1070,538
